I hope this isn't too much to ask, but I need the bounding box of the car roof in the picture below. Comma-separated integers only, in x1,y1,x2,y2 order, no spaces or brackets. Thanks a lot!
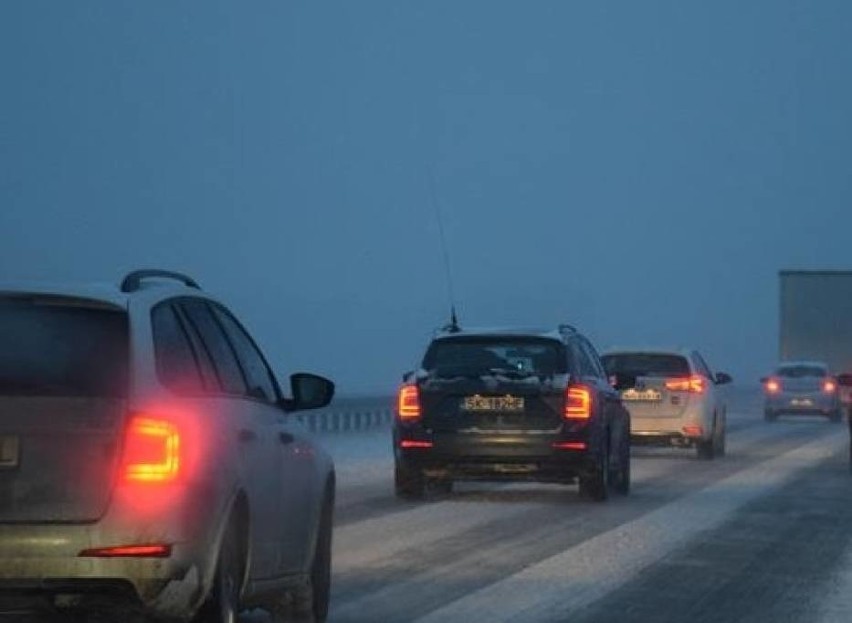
777,360,828,369
0,280,206,310
433,326,566,341
601,347,695,358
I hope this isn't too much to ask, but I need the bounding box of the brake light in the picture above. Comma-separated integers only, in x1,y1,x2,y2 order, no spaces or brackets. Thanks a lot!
123,417,181,483
79,544,171,558
824,379,837,393
564,385,592,419
682,425,704,438
765,378,781,393
398,385,421,420
665,375,705,393
552,441,587,451
400,439,433,449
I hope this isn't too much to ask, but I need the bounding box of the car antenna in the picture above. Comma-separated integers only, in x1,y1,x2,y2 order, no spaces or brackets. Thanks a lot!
428,166,461,333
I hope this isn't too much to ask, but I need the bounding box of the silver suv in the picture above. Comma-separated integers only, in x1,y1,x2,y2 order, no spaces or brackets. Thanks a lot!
601,349,731,460
0,270,335,622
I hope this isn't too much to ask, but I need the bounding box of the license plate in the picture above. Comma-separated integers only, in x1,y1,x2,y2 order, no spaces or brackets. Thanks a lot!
791,398,813,407
0,436,20,469
621,388,663,402
461,395,525,412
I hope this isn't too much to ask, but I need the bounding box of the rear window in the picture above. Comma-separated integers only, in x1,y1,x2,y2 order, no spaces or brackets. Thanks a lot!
0,297,128,397
602,353,691,377
422,337,564,377
777,364,827,378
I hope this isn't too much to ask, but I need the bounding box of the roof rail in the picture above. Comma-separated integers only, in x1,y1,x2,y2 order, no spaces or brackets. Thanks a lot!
558,323,578,335
120,269,201,293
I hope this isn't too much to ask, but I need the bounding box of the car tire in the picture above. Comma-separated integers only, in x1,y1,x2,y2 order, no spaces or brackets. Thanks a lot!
394,463,426,499
613,430,631,495
274,488,333,623
696,428,716,460
714,413,726,457
431,479,454,495
194,516,243,623
579,439,610,502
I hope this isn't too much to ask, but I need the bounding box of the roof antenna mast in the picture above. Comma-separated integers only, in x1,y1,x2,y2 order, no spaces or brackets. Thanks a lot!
428,167,460,333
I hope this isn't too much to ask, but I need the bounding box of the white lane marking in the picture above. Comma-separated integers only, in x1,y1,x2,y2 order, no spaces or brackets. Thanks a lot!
412,429,846,623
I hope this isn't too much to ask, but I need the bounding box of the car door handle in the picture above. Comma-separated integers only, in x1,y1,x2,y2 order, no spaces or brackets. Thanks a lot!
238,429,257,443
279,432,295,445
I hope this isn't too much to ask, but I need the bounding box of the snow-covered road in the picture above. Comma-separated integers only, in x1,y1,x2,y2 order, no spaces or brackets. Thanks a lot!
245,391,852,623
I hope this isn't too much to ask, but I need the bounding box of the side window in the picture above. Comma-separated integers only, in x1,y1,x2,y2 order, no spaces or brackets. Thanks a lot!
212,306,278,403
151,303,203,394
582,340,607,379
693,352,714,379
180,299,248,396
570,340,598,378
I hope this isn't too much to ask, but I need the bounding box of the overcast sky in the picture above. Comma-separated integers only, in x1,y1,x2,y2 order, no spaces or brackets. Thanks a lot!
2,1,851,394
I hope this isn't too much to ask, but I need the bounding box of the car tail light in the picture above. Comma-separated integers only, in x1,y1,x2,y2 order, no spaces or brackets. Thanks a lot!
123,416,181,483
665,375,705,393
824,379,837,393
682,425,704,438
765,378,781,393
400,439,433,449
552,441,587,451
564,385,592,420
398,385,421,420
79,544,171,558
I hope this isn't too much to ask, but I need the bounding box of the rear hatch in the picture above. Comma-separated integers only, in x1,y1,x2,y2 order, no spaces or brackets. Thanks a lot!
0,295,128,523
418,336,565,433
776,364,828,395
602,352,692,419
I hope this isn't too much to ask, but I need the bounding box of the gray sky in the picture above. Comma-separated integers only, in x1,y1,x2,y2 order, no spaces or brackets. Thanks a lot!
2,1,851,394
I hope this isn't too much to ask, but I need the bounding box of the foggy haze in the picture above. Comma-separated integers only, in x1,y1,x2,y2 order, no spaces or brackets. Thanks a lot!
2,1,851,395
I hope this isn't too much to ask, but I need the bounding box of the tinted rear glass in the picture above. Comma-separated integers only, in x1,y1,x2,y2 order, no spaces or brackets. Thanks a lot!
422,338,564,377
777,365,826,378
0,297,128,397
602,353,690,377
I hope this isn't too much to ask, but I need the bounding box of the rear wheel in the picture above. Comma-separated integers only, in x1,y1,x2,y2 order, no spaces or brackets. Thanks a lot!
714,414,727,457
579,439,610,502
394,463,425,499
195,517,242,623
612,430,631,495
431,479,454,495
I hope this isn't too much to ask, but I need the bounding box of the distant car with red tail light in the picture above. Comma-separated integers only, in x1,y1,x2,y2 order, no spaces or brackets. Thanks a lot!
0,270,336,622
601,349,731,460
761,361,842,422
393,324,631,502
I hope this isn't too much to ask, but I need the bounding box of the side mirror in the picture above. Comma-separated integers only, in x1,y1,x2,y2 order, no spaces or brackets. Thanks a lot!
836,373,852,387
286,373,335,411
402,370,414,383
715,372,733,385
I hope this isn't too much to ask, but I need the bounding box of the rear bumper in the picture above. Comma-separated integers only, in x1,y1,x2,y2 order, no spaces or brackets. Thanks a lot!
394,429,597,483
0,482,228,621
765,394,839,415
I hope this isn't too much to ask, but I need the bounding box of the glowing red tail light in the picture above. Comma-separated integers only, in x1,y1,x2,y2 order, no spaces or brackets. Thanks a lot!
823,379,837,393
79,544,171,558
665,375,705,393
765,378,781,393
123,417,181,483
400,439,433,449
564,385,592,420
398,385,421,420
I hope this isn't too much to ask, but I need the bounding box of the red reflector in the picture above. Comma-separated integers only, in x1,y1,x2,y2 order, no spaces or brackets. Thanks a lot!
683,425,703,438
400,440,433,449
552,441,587,451
79,544,171,558
123,417,181,483
564,385,592,419
665,375,705,393
765,379,781,393
824,380,837,393
398,385,421,420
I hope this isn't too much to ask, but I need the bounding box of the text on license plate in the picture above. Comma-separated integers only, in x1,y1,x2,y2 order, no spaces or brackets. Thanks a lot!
621,388,663,402
462,395,525,412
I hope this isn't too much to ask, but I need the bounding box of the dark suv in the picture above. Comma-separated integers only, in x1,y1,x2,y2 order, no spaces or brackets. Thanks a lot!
393,325,631,501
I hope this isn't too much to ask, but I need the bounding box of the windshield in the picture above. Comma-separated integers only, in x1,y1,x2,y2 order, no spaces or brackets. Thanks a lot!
0,298,128,397
602,353,690,378
422,338,564,378
776,364,827,378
